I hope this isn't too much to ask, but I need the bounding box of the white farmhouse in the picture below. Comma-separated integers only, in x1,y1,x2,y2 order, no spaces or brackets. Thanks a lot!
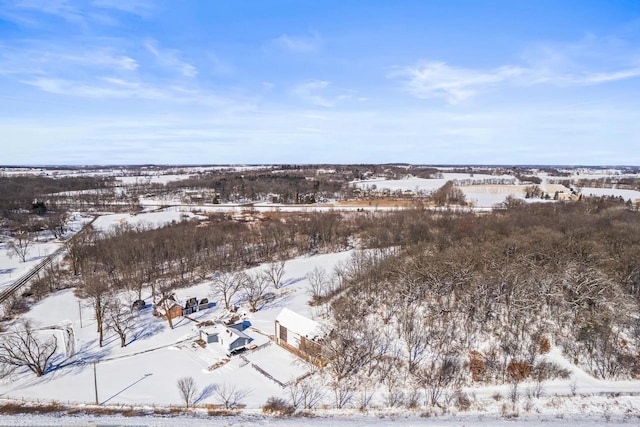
199,321,251,355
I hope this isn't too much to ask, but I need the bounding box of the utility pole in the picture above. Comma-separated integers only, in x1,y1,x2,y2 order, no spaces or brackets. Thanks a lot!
93,362,99,405
78,301,83,328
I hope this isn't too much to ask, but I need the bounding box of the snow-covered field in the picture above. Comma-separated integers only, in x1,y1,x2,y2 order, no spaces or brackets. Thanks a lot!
578,187,640,201
352,173,517,194
0,213,91,292
0,240,61,291
92,210,208,233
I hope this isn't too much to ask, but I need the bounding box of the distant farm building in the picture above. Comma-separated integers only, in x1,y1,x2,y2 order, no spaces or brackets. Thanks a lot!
154,294,211,320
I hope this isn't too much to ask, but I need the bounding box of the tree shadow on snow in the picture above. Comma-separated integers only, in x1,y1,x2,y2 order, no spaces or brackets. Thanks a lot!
261,293,293,311
128,313,166,344
48,340,110,374
280,276,305,288
194,383,217,405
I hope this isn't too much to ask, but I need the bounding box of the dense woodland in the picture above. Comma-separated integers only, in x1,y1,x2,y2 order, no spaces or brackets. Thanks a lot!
317,199,640,407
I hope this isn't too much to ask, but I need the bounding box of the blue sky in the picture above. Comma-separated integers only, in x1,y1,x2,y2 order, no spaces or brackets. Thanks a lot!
1,0,639,165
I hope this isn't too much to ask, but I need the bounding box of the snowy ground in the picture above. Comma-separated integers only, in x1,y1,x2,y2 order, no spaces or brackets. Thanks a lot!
0,398,639,426
3,248,640,425
578,187,640,201
0,213,92,292
92,210,208,233
0,252,354,409
0,240,61,291
352,173,517,194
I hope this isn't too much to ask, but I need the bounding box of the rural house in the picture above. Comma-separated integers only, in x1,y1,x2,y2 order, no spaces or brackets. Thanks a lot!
199,321,251,355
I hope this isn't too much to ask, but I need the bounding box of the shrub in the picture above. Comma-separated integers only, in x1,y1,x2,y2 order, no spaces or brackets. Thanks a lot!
469,351,486,382
507,360,531,382
452,391,471,411
262,397,295,416
539,336,551,354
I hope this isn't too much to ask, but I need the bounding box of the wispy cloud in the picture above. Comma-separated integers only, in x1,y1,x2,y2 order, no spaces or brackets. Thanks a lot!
0,0,155,29
21,76,249,109
0,43,138,77
391,62,525,103
393,35,640,103
269,32,322,53
91,0,155,17
9,0,85,24
23,77,163,99
292,80,352,107
144,40,198,78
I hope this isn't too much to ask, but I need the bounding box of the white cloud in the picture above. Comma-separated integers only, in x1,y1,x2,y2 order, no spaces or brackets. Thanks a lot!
91,0,155,17
394,34,640,104
20,75,256,112
270,32,322,53
144,40,198,78
392,61,526,103
12,0,84,24
393,59,640,103
292,80,352,107
23,77,164,99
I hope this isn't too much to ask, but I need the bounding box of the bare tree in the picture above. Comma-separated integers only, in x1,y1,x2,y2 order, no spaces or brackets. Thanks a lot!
288,378,325,410
210,271,246,310
213,382,250,409
44,208,68,240
307,266,328,300
397,309,429,373
415,356,461,406
264,260,286,289
79,271,111,347
0,320,58,377
242,272,270,312
105,301,136,347
6,231,33,262
157,281,177,329
177,376,198,408
331,379,355,409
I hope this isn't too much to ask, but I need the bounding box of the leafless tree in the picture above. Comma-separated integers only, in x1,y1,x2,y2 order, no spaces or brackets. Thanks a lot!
242,272,270,312
6,231,33,262
331,379,355,409
415,356,462,407
177,376,198,408
397,309,429,373
213,381,250,409
157,281,177,329
0,320,58,377
210,271,246,310
79,271,111,347
264,260,286,289
288,378,325,410
44,208,68,239
307,266,328,300
105,301,136,347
